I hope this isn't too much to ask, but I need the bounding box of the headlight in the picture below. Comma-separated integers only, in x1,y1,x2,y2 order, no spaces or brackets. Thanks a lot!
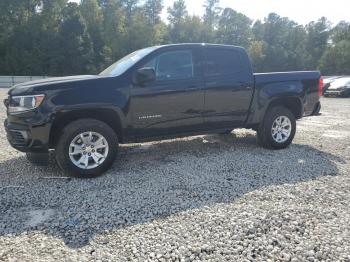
8,94,45,114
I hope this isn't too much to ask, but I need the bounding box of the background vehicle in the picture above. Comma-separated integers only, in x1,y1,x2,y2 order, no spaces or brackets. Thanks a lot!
4,44,322,178
322,76,343,95
324,77,350,97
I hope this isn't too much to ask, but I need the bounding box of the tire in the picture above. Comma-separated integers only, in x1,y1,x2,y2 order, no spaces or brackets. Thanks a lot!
26,152,49,166
55,119,118,178
257,106,296,150
343,91,350,98
312,102,321,116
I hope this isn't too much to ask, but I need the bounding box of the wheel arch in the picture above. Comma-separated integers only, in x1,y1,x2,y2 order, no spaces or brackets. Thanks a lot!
266,96,303,120
49,108,124,148
246,96,303,129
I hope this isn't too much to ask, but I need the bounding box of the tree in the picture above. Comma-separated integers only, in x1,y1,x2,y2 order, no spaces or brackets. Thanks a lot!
216,8,252,48
167,0,187,25
203,0,221,29
305,17,331,68
143,0,163,25
99,0,126,60
331,21,350,42
167,0,189,43
57,3,94,75
251,13,309,72
80,0,111,71
1,0,350,76
319,40,350,75
0,0,69,75
122,0,139,26
176,16,210,43
119,10,159,54
248,40,267,72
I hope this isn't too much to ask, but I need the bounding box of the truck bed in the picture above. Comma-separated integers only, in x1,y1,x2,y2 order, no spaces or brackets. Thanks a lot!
253,71,321,116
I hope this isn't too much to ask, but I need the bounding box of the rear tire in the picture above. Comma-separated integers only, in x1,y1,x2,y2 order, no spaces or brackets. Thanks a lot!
257,106,296,150
312,102,321,115
55,119,118,178
26,152,49,166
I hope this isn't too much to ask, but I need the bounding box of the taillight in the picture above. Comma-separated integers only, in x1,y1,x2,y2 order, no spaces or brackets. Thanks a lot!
318,77,323,97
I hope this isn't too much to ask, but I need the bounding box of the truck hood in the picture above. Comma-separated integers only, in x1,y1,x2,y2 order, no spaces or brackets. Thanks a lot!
8,75,100,96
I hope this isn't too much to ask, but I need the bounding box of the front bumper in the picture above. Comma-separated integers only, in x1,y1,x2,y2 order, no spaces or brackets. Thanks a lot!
4,115,51,153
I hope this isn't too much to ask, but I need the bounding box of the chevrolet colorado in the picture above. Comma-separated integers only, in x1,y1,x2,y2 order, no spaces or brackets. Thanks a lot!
4,44,323,178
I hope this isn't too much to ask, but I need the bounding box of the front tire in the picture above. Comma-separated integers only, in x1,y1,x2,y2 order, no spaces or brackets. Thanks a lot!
55,119,118,178
257,106,296,149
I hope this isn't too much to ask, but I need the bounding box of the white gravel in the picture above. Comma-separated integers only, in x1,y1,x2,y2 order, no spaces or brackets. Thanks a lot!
0,87,349,261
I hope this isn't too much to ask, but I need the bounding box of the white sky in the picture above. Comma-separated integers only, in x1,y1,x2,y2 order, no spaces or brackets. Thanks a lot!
70,0,350,25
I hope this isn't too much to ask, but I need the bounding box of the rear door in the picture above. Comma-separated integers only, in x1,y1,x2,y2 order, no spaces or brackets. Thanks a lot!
203,46,254,129
130,47,204,138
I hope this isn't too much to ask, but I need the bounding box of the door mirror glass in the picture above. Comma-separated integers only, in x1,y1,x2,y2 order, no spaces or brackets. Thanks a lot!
134,67,156,85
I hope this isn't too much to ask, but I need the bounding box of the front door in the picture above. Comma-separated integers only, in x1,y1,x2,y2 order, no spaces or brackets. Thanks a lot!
130,48,204,138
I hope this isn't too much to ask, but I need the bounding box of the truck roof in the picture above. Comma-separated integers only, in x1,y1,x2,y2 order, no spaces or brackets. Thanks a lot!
153,43,244,50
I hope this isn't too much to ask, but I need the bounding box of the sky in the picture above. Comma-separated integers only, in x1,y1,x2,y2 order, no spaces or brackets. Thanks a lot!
70,0,350,25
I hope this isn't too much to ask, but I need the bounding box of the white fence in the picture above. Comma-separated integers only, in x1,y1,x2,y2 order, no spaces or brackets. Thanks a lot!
0,76,49,88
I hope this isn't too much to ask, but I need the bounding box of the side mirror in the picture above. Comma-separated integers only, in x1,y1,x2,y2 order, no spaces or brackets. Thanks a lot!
133,67,156,85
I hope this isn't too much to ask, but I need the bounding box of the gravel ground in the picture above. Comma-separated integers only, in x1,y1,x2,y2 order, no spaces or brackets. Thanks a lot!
0,88,349,261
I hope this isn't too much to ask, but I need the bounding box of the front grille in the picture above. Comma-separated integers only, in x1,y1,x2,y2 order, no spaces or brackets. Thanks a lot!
8,130,27,145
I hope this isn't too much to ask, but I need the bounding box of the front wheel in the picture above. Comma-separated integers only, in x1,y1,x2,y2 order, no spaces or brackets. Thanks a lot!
257,106,296,150
55,119,118,178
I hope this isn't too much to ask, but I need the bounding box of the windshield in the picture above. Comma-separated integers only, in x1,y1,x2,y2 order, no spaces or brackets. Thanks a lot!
99,47,156,76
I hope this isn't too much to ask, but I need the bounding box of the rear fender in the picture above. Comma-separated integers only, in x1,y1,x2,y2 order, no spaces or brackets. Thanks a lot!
246,80,304,125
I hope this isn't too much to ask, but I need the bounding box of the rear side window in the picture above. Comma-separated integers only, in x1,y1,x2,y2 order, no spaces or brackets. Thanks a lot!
205,49,242,76
144,50,194,81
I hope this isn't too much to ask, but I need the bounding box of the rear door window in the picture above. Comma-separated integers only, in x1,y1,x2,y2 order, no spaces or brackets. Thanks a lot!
205,48,242,77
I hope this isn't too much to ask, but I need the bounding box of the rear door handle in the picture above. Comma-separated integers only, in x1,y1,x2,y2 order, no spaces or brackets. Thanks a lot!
187,85,198,91
237,83,252,90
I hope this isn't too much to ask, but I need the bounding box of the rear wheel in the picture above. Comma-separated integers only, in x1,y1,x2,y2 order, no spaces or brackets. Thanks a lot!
257,106,296,149
312,102,321,115
55,119,118,178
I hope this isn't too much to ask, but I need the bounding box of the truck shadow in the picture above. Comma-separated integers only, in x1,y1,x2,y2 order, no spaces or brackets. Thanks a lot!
0,131,344,248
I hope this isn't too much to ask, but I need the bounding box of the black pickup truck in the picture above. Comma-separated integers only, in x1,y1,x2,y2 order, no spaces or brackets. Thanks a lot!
4,44,322,177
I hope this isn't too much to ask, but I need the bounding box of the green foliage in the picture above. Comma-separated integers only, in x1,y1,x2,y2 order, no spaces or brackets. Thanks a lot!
0,0,349,76
167,0,187,25
80,0,111,71
331,21,350,42
248,41,267,72
203,0,221,29
305,17,331,68
319,40,350,75
58,3,94,75
216,8,252,47
143,0,163,25
250,13,315,72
